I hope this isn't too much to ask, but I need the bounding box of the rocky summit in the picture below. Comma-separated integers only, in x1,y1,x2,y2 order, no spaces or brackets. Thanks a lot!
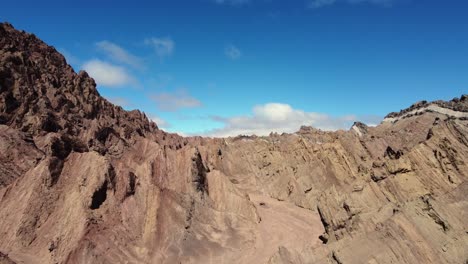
0,22,467,264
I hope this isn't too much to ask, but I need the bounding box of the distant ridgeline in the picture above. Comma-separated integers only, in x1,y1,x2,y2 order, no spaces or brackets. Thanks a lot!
383,95,468,123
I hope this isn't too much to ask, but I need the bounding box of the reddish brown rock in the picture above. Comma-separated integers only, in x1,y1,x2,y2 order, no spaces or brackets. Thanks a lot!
0,22,467,264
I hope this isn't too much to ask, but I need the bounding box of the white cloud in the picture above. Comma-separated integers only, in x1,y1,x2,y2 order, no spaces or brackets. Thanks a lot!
151,90,202,111
82,59,135,87
145,37,175,59
96,41,143,69
200,103,382,137
225,45,242,60
254,103,293,122
308,0,395,8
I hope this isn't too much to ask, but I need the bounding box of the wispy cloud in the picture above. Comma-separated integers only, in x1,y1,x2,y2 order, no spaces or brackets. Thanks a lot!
151,90,202,111
214,0,250,5
146,73,174,90
199,103,381,137
225,45,242,60
308,0,337,9
348,0,395,7
308,0,396,8
145,37,175,59
58,48,80,65
213,0,395,8
96,41,143,69
82,59,135,87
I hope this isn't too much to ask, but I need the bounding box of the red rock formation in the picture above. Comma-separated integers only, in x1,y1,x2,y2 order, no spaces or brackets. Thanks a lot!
0,22,467,263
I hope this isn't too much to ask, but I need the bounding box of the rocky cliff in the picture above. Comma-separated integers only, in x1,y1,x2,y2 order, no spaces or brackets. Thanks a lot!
0,22,467,264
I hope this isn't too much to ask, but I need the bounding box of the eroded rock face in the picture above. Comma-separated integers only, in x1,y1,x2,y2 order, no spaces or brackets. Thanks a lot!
0,22,467,264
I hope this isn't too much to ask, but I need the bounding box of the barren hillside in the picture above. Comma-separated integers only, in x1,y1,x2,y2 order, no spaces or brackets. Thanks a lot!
0,22,467,264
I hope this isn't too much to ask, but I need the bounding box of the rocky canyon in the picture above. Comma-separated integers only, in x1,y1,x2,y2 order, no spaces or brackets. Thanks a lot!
0,22,467,263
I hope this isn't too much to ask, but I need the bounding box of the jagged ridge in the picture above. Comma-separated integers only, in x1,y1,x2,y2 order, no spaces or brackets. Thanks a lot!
385,95,468,121
0,22,156,147
0,22,467,264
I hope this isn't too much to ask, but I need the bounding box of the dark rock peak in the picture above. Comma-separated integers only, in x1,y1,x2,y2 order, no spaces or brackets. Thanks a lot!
0,22,157,143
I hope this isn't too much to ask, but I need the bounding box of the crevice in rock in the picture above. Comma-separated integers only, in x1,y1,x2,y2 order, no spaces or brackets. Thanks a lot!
126,172,137,197
439,138,462,173
343,202,351,215
433,150,446,173
92,127,127,156
371,171,387,183
4,92,20,114
287,183,294,196
107,165,116,190
50,137,72,160
41,113,62,133
191,150,208,194
447,175,455,184
421,195,449,232
51,135,87,159
185,199,195,230
63,135,88,153
230,178,240,184
331,251,343,264
385,146,403,160
48,239,58,253
48,157,64,186
428,210,449,232
95,127,117,144
90,180,108,210
388,167,411,175
48,135,89,186
318,234,329,244
0,251,16,264
317,205,330,244
0,114,7,124
359,139,373,158
343,201,361,224
426,128,434,140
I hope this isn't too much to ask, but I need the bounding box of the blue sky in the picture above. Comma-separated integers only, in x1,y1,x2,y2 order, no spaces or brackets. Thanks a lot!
2,0,467,136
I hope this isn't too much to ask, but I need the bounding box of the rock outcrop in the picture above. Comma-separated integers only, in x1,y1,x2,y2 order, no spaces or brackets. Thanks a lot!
0,22,467,264
384,96,468,122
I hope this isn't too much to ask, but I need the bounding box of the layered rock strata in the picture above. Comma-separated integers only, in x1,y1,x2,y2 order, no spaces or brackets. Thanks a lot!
1,23,467,264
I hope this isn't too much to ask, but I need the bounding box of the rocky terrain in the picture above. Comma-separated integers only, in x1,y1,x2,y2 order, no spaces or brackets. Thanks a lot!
0,22,467,264
384,96,468,122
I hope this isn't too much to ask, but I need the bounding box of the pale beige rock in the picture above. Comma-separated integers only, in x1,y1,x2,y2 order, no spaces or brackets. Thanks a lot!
0,22,467,264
